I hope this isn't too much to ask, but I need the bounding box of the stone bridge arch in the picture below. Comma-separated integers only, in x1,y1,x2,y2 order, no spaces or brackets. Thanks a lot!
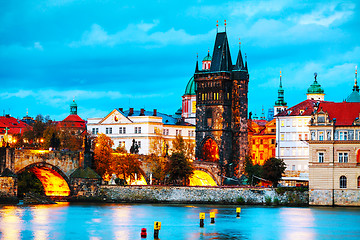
17,162,72,197
193,161,221,186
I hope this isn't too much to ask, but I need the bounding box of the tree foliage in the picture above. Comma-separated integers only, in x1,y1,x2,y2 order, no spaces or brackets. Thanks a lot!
244,156,263,186
263,157,287,187
171,135,195,161
94,133,114,177
111,153,144,183
17,170,45,198
166,152,194,186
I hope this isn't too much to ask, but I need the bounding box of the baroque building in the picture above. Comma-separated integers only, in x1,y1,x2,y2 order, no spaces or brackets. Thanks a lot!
57,99,86,135
87,108,195,155
308,102,360,206
275,73,331,183
194,30,249,178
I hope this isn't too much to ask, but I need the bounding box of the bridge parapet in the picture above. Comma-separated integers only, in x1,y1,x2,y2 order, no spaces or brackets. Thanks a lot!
193,161,221,185
15,149,80,176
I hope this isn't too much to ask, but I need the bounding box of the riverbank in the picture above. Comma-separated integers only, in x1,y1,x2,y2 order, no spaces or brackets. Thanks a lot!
98,186,309,206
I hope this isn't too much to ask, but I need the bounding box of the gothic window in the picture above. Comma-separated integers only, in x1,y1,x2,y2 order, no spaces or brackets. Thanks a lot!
340,176,347,188
202,138,219,162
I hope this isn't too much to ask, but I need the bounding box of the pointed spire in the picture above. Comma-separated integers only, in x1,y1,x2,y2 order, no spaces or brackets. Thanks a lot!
216,20,219,33
224,20,227,32
195,53,199,72
209,31,232,72
275,70,287,106
353,65,359,92
234,39,244,70
244,53,248,70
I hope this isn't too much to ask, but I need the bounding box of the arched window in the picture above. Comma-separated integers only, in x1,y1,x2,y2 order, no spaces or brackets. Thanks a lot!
202,138,219,162
340,176,347,189
358,176,360,188
357,149,360,164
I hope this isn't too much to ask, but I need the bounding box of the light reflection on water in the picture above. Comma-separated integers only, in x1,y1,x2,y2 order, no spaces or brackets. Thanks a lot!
0,203,360,240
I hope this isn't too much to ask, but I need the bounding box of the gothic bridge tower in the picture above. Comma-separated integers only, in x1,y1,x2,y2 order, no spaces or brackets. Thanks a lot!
194,30,249,180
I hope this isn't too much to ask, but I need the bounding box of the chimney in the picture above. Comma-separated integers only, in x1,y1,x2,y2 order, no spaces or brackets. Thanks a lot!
129,108,134,116
153,109,157,116
140,108,145,116
119,108,123,112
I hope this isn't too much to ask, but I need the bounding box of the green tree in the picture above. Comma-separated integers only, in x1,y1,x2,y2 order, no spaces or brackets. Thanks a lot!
244,156,263,186
171,135,195,161
144,154,167,184
166,152,194,186
263,157,286,187
94,133,114,178
43,124,60,150
17,170,45,198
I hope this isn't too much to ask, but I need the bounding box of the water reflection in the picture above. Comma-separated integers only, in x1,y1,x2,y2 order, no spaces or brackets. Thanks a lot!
0,206,23,240
279,208,316,240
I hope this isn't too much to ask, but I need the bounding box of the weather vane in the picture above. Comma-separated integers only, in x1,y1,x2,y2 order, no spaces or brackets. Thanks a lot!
314,72,318,81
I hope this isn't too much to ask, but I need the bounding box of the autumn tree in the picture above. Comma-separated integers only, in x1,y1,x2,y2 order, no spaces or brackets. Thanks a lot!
59,130,83,151
171,135,195,161
244,156,263,186
166,152,194,186
111,153,144,184
43,124,60,150
262,157,286,187
94,133,114,178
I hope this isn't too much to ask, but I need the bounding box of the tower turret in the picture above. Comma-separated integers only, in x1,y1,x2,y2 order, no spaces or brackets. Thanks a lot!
306,72,325,101
202,50,212,70
274,71,287,115
70,99,78,115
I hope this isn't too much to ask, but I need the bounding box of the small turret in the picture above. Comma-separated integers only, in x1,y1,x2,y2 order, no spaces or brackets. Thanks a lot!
274,71,287,115
307,72,325,101
70,99,77,115
202,50,212,70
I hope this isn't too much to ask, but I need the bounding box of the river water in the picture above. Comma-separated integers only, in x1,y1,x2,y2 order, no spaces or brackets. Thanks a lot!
1,203,360,240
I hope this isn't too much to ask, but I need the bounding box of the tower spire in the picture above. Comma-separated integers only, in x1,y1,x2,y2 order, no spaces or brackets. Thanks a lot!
216,20,219,33
224,20,227,32
353,65,359,92
275,70,287,108
195,53,199,72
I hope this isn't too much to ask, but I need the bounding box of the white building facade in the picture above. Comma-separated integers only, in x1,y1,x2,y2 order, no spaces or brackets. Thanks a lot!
275,73,328,179
87,108,195,155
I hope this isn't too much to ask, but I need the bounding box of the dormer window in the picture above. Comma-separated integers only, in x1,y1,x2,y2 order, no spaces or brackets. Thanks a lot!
299,110,304,114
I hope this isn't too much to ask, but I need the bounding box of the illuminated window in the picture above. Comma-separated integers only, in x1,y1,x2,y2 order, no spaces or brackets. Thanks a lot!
281,134,284,141
202,138,219,162
298,119,302,126
318,131,324,141
281,120,284,127
340,176,347,188
339,131,348,140
305,134,308,140
318,152,324,163
298,134,302,140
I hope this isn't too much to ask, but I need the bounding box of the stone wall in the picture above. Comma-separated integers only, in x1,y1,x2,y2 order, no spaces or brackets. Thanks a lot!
310,189,360,206
69,178,102,200
101,186,308,205
0,177,18,203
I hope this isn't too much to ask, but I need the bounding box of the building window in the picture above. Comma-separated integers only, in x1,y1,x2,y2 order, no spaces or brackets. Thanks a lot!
280,134,284,141
298,119,302,126
298,134,302,140
136,141,141,149
281,120,284,127
119,127,126,134
260,153,263,160
340,176,347,188
318,131,324,141
318,152,324,163
339,131,348,140
338,153,349,163
135,127,142,134
260,139,263,144
357,176,360,188
304,133,308,140
106,127,112,134
92,128,99,134
292,165,296,171
271,139,275,144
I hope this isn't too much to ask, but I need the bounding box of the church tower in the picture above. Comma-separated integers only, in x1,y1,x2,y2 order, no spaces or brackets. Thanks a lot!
274,71,287,115
306,73,325,101
194,29,249,180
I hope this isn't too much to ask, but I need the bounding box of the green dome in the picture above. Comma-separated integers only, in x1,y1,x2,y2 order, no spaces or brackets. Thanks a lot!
307,79,324,94
203,53,212,61
70,99,77,107
184,76,196,95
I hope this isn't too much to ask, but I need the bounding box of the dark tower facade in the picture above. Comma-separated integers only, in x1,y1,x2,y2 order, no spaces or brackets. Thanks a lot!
194,31,249,180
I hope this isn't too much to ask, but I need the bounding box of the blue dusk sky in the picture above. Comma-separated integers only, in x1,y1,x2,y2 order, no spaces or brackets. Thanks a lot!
1,0,359,121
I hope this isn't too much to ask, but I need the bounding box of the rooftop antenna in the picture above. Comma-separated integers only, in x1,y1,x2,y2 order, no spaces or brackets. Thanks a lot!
280,70,282,88
239,38,241,50
216,20,219,33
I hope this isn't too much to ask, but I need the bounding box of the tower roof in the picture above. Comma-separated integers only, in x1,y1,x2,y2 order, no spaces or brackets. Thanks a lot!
275,71,287,106
184,76,196,95
307,73,324,94
209,32,233,72
203,52,212,62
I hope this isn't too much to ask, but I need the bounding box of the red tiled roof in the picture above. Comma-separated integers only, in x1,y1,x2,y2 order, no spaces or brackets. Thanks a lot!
318,102,360,126
253,119,267,126
275,99,334,117
0,116,32,135
58,114,86,129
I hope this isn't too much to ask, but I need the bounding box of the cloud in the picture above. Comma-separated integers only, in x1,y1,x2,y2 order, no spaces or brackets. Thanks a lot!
296,3,355,27
69,21,211,47
34,41,43,50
